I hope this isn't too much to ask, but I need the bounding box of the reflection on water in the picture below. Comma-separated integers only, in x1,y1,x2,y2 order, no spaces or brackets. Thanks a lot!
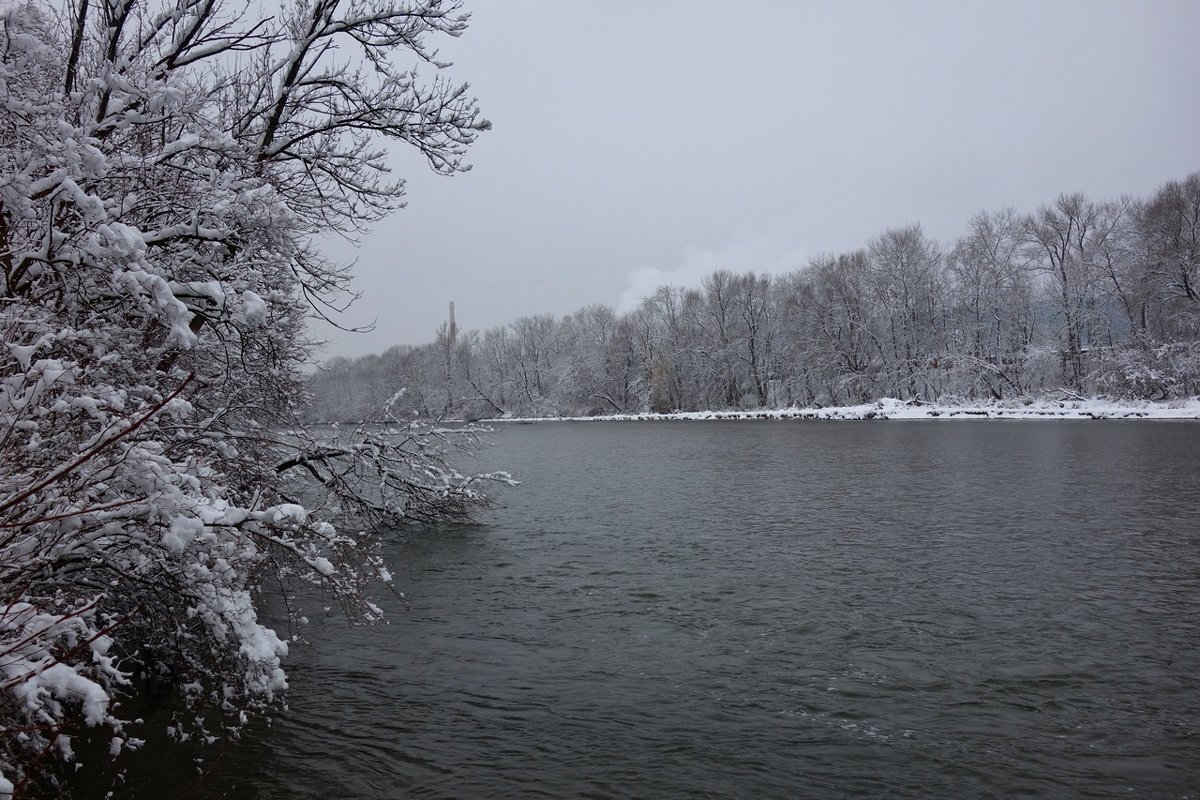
81,422,1200,799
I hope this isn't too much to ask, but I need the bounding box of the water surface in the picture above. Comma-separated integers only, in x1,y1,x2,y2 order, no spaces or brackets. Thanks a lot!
98,422,1200,798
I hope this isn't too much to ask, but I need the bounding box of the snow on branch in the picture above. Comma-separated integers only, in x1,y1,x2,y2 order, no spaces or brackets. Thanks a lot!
0,0,494,792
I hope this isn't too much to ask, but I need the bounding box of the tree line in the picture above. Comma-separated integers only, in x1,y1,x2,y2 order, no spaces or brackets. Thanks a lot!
310,173,1200,420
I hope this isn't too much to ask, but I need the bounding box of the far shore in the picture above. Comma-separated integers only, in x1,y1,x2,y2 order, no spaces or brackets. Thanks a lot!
480,397,1200,423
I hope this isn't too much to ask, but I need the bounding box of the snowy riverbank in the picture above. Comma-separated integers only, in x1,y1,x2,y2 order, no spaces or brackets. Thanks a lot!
485,397,1200,423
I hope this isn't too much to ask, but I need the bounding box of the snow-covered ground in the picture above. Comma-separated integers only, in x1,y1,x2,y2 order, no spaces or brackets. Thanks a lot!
486,397,1200,423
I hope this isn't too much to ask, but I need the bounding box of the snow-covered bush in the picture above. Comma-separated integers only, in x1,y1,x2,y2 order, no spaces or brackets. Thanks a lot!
0,0,497,793
1096,339,1200,400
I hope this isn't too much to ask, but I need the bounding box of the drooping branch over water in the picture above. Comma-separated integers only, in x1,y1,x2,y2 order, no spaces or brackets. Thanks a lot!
0,0,499,794
310,175,1200,421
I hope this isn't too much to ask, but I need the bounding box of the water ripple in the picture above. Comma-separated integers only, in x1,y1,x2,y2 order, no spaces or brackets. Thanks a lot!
98,422,1200,799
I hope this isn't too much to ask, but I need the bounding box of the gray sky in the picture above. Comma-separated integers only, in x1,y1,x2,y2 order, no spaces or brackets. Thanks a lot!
314,0,1200,361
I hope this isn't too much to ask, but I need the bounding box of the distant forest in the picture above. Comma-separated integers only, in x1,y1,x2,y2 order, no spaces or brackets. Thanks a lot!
309,173,1200,420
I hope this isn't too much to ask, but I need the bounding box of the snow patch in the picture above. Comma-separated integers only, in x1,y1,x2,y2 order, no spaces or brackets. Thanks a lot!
485,397,1200,423
306,556,334,577
236,291,268,327
163,517,203,554
269,504,308,525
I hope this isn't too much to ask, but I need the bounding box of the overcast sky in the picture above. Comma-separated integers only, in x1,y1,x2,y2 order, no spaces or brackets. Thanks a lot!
313,0,1200,361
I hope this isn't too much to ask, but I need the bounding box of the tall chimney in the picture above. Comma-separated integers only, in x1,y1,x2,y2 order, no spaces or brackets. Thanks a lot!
449,301,457,341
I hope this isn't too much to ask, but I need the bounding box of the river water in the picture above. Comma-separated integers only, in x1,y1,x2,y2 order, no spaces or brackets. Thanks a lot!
89,421,1200,798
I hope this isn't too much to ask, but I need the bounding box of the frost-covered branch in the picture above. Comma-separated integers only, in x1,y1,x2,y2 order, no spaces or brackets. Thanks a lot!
0,0,493,792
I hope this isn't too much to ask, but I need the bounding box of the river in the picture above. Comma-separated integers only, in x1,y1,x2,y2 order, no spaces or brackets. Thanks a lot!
82,421,1200,798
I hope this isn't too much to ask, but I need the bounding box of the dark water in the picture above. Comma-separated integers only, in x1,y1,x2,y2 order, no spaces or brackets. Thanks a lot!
97,422,1200,798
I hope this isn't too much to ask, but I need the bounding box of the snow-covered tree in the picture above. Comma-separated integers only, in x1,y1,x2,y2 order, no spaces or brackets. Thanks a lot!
1138,174,1200,338
944,209,1038,399
0,0,504,793
311,166,1200,417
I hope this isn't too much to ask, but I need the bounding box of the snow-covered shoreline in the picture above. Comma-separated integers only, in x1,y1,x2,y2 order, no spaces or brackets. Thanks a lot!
484,397,1200,423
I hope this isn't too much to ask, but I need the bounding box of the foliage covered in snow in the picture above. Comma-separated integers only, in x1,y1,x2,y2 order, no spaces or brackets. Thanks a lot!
310,177,1200,420
0,0,500,793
